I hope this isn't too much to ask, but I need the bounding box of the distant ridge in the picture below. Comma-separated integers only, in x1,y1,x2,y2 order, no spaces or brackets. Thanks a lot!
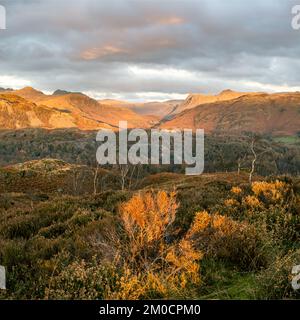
52,89,85,96
1,86,300,135
0,87,13,92
0,88,158,130
160,92,300,135
174,90,261,114
52,89,72,96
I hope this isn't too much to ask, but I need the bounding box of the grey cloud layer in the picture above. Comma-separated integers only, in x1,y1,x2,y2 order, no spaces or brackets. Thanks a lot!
0,0,300,100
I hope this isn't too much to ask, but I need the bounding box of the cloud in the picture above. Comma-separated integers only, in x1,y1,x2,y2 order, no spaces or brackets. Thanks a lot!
0,0,299,100
81,45,128,60
155,16,185,25
0,75,32,88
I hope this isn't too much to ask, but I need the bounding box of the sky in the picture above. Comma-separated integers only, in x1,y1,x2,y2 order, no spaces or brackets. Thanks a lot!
0,0,300,101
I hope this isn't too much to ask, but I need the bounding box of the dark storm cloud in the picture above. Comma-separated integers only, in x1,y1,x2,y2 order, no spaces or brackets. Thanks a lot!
0,0,300,100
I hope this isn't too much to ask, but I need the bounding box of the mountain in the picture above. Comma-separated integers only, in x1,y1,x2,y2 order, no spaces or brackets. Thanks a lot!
160,92,300,135
40,93,157,128
127,100,182,117
174,90,260,114
52,89,73,96
0,87,13,92
2,87,300,135
98,99,182,118
10,86,47,102
0,94,79,129
97,100,159,127
0,88,157,130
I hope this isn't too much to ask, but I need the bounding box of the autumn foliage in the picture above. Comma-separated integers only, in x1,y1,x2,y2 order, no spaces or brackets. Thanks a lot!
111,191,202,299
2,176,299,300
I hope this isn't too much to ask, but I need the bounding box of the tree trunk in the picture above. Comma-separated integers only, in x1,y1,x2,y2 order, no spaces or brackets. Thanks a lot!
93,164,99,195
249,139,257,184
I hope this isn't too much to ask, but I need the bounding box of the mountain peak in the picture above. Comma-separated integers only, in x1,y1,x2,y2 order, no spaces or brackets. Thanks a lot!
52,89,71,96
219,89,237,95
16,87,45,96
52,89,84,96
0,87,13,91
20,86,38,92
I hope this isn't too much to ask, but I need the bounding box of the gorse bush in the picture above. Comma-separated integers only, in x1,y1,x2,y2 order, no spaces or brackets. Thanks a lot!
110,191,202,299
120,191,179,265
187,211,270,270
223,180,300,245
47,191,203,299
252,181,288,204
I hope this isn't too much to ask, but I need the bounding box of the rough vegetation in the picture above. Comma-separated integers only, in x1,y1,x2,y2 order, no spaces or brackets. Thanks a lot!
0,158,299,299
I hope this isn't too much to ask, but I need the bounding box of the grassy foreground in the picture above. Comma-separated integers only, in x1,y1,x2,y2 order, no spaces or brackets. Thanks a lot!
0,163,299,300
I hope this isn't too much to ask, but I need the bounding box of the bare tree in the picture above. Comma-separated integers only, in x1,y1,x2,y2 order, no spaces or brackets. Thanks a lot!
73,167,91,195
237,154,247,175
115,164,140,191
249,137,257,184
93,164,100,195
72,168,80,195
116,164,130,191
248,136,271,184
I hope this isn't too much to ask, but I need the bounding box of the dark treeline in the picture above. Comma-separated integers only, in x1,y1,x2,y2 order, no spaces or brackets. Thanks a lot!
0,128,300,176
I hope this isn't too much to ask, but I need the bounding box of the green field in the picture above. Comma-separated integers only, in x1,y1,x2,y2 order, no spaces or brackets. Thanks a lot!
274,136,300,145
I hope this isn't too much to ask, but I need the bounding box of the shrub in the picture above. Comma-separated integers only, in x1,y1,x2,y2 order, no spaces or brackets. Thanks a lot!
113,191,202,299
187,211,271,270
252,180,288,204
48,191,203,299
223,180,300,245
256,250,300,299
45,257,118,300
